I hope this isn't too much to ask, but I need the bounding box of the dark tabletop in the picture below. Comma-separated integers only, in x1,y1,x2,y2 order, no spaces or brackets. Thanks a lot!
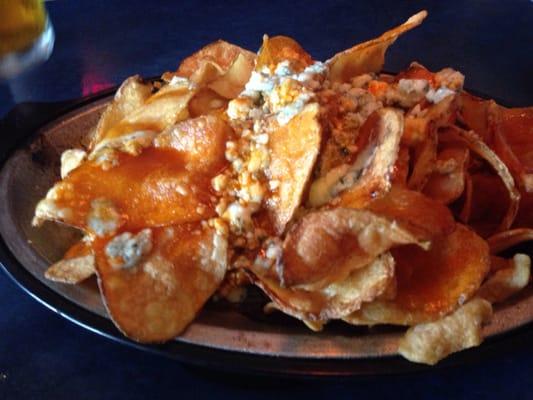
1,1,533,399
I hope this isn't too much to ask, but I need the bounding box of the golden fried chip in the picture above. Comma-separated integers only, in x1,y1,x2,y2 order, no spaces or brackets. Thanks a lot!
366,185,456,241
33,148,218,234
397,298,492,365
45,239,95,284
458,91,494,144
280,208,424,289
94,224,227,342
477,254,531,303
407,130,437,190
491,105,533,192
423,145,469,204
458,171,473,223
391,145,410,186
441,126,520,232
154,113,231,173
487,228,533,254
345,224,490,325
208,52,256,99
176,40,255,82
89,81,196,159
266,103,321,234
188,88,228,117
328,11,427,82
89,75,153,149
309,108,403,208
256,35,313,72
251,253,394,321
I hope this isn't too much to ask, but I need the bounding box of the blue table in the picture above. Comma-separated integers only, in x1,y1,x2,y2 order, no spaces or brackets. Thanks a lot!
1,1,532,398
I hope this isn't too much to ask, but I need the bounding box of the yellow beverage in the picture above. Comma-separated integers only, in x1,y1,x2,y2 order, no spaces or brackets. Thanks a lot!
0,0,46,57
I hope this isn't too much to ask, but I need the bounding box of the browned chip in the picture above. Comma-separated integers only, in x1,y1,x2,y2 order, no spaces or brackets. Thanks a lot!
407,130,437,190
423,145,469,204
256,35,313,72
477,254,531,303
366,185,456,241
309,108,403,209
266,103,321,234
487,228,533,254
280,208,424,290
94,224,227,342
440,126,520,232
328,11,427,82
345,224,490,325
397,298,492,365
251,252,395,321
154,113,231,173
89,76,153,149
45,239,95,284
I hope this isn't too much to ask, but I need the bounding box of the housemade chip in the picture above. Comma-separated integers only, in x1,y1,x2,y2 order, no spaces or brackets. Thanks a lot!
328,11,427,82
280,208,424,290
250,252,395,321
487,228,533,254
397,298,492,365
345,224,490,325
309,108,403,209
94,224,227,342
266,103,321,234
477,254,531,303
45,239,95,284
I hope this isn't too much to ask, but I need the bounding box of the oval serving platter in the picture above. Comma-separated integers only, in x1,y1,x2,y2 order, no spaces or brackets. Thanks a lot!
1,90,533,376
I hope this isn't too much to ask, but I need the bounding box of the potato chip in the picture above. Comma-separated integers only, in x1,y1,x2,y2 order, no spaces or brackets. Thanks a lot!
313,108,403,209
45,239,95,284
477,254,531,303
250,252,394,321
266,103,321,234
256,35,313,72
487,228,533,254
176,40,256,82
458,91,494,144
440,126,520,232
345,224,490,325
89,75,153,149
188,88,228,117
407,130,437,190
89,81,196,159
94,224,227,342
390,145,410,186
33,147,218,234
154,113,231,173
491,105,533,192
423,145,469,204
280,208,424,290
365,185,456,241
328,11,427,82
397,298,492,365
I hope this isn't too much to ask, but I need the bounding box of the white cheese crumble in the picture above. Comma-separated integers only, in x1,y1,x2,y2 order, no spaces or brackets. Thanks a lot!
398,79,429,95
87,198,121,237
426,87,455,103
60,149,87,178
105,229,153,269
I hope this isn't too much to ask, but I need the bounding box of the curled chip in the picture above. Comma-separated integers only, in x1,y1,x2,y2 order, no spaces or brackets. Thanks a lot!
345,224,490,325
94,224,227,342
45,239,95,284
89,80,196,159
280,208,424,290
266,103,321,234
477,254,531,303
328,11,427,82
33,148,219,234
407,130,437,190
251,253,395,321
366,185,456,241
89,76,153,149
423,144,469,204
440,126,520,232
309,108,403,209
397,298,492,365
256,35,313,72
487,228,533,254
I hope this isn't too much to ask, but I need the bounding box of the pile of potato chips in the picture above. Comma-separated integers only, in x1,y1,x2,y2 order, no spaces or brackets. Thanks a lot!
33,10,533,365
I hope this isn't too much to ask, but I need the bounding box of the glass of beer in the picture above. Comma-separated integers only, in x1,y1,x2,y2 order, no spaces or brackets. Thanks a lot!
0,0,55,79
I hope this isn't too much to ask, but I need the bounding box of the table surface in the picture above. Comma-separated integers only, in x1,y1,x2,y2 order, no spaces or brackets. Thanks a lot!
1,0,532,398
